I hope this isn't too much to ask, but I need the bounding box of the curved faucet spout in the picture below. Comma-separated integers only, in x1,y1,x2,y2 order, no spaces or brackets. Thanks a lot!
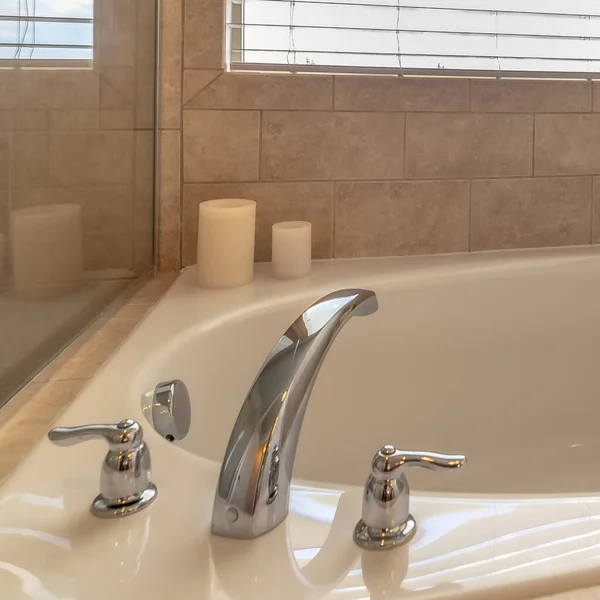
212,289,378,539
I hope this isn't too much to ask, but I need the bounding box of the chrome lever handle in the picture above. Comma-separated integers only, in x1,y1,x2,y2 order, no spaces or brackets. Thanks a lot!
48,419,144,450
48,419,157,519
354,444,466,551
370,445,466,479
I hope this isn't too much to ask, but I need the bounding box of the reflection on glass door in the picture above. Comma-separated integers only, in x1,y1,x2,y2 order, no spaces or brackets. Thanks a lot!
1,0,94,63
0,0,157,405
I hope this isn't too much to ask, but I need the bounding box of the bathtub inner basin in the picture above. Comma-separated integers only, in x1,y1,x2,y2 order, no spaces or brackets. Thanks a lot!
139,255,600,495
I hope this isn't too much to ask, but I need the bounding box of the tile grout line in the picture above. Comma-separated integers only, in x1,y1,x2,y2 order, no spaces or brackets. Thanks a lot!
331,181,336,258
131,122,139,271
531,113,536,177
6,130,13,215
258,111,263,180
467,78,471,112
178,0,185,272
178,107,600,115
591,177,595,245
467,179,472,252
402,112,407,177
331,76,336,111
183,66,224,72
183,174,600,186
13,109,595,120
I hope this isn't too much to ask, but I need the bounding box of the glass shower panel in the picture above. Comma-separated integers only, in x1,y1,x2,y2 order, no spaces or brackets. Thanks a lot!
0,0,157,405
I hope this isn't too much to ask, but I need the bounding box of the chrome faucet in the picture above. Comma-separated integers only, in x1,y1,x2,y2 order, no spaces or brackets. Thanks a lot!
212,289,378,539
354,445,466,550
48,419,157,518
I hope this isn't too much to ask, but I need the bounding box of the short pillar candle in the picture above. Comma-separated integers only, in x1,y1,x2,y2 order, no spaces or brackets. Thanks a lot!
271,221,312,280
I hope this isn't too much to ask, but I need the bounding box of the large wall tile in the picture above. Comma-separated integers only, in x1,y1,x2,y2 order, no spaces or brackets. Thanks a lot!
471,177,591,251
183,110,259,182
405,113,533,179
49,132,134,186
470,80,591,113
183,182,334,264
51,71,101,110
186,73,333,110
101,69,136,109
158,131,181,272
98,0,136,67
16,71,53,109
335,76,468,112
182,70,222,105
158,0,182,128
134,0,157,130
184,0,223,68
12,111,48,130
0,72,16,110
0,135,8,236
135,65,156,130
335,180,469,258
0,189,7,239
535,115,600,176
11,187,65,209
16,71,100,110
133,131,155,273
135,74,156,130
101,110,135,130
594,83,600,112
0,112,13,130
261,111,404,180
0,134,8,188
80,186,134,271
12,133,49,188
50,111,99,130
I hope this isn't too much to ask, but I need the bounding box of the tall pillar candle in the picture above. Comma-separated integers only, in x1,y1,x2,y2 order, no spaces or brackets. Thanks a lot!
196,199,256,289
10,204,84,298
271,221,312,280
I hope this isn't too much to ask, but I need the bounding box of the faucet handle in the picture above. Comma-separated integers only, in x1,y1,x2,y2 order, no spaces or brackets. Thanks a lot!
370,445,466,479
48,419,157,519
354,444,466,551
48,419,144,450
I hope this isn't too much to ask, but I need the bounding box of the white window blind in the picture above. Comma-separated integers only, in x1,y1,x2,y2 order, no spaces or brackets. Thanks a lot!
0,0,93,63
228,0,600,77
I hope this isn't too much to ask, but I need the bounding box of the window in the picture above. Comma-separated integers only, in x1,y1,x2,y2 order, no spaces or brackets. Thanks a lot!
228,0,600,77
0,0,93,64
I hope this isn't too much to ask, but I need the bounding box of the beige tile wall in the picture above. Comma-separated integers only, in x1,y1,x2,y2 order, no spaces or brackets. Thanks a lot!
154,0,600,270
175,73,600,266
0,0,156,276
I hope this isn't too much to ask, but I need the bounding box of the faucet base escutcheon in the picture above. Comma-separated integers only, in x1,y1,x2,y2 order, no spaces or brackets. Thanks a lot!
354,514,417,551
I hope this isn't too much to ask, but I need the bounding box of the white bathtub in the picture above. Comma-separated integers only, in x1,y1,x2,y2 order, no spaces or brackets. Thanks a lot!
2,247,600,600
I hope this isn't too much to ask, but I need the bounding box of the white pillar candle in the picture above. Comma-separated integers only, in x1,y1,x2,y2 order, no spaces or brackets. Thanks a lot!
10,204,84,298
196,199,256,289
271,221,312,280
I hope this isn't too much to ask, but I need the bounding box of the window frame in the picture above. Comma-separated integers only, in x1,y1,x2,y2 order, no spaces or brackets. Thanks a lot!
227,2,600,81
